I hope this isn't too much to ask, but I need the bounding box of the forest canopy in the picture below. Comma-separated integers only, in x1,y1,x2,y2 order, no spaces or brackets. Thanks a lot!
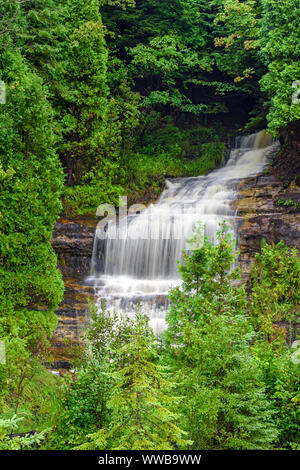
1,0,299,215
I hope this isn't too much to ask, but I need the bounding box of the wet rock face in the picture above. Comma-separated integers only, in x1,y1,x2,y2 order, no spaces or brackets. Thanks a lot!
52,219,96,278
51,218,97,369
235,150,300,278
51,277,96,369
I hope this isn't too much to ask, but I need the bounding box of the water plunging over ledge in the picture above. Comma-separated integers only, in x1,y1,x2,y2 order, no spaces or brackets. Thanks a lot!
87,131,279,335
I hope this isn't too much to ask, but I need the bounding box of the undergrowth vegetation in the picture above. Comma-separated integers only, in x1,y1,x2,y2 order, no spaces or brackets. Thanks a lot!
2,232,298,451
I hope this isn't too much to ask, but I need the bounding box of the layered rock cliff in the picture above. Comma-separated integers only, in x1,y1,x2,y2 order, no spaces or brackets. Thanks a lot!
51,218,96,369
235,136,300,277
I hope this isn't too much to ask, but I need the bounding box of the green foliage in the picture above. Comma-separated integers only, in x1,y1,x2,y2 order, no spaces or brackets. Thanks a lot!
260,0,300,135
53,302,133,448
0,51,64,311
0,415,46,450
18,0,110,185
49,234,299,451
58,0,109,185
248,240,300,342
165,223,278,449
1,365,61,433
0,3,64,416
199,141,227,169
277,198,300,212
55,305,189,451
215,0,300,135
63,161,125,216
130,33,213,116
77,312,190,451
111,0,256,122
214,0,260,83
0,0,299,452
248,240,300,449
251,341,300,449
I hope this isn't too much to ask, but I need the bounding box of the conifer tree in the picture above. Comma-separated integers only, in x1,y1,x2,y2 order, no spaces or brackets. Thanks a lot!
78,312,190,450
166,222,246,349
0,44,64,408
18,0,67,76
165,223,278,449
108,312,190,450
59,0,108,185
249,240,300,344
260,0,300,135
56,302,139,448
18,0,109,185
0,48,64,320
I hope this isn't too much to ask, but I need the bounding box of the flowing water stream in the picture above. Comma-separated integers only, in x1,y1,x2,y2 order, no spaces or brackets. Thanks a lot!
88,131,278,334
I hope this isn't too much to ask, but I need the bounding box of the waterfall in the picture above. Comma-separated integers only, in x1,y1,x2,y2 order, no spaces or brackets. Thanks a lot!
88,130,279,335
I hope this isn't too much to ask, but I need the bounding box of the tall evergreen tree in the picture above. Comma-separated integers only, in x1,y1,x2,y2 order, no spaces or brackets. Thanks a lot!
78,312,190,450
260,0,300,135
18,0,109,185
55,302,135,448
0,40,64,407
165,223,278,449
248,240,300,343
59,0,108,184
0,48,63,319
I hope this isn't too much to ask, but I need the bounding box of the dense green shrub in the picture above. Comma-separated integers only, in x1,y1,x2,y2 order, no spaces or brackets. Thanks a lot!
248,240,300,342
165,224,278,449
260,0,300,135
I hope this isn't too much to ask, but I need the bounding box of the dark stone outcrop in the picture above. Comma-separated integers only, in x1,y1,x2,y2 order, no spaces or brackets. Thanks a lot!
51,217,97,369
235,139,300,278
52,218,96,278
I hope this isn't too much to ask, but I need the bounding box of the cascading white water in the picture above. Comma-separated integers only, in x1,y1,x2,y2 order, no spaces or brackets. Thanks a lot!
88,131,279,335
